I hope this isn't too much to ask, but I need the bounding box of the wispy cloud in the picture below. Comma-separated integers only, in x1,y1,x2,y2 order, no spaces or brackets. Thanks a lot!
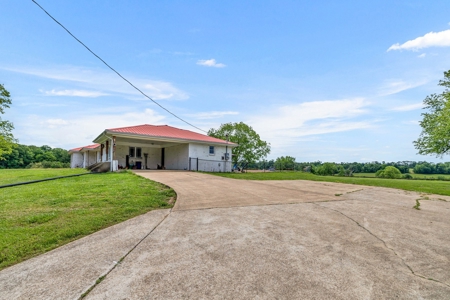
3,65,189,101
197,59,226,68
188,111,239,120
41,89,108,97
16,108,166,148
44,118,70,128
249,98,371,138
378,79,427,96
245,98,373,157
418,53,426,58
390,102,424,111
172,51,194,56
387,29,450,51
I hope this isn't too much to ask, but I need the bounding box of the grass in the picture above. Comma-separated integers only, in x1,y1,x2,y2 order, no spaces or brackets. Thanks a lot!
353,172,450,180
0,170,175,270
0,168,88,185
210,171,450,196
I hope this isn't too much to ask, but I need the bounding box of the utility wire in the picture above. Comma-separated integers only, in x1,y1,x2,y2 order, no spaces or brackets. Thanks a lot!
31,0,207,133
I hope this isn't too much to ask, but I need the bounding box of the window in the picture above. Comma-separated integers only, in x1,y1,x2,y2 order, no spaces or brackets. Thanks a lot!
129,147,142,158
209,146,215,155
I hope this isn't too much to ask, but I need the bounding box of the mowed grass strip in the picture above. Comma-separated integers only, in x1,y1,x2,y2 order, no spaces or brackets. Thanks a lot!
0,168,88,185
0,171,175,270
211,171,450,196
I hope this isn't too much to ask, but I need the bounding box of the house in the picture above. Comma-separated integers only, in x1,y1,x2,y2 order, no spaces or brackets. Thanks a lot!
69,144,100,168
69,124,237,172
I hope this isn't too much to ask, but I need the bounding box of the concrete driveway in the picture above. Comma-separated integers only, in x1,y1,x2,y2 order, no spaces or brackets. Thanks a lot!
1,171,449,299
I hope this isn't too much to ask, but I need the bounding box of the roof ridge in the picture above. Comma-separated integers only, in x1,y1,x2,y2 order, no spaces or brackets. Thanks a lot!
108,124,160,130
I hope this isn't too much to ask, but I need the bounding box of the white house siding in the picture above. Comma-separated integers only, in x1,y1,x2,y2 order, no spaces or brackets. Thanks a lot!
70,153,84,168
188,143,232,172
83,151,98,167
165,144,189,170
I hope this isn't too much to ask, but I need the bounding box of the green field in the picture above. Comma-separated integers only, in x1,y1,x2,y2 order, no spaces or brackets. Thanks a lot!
353,172,450,180
0,170,175,270
0,168,88,185
211,171,450,196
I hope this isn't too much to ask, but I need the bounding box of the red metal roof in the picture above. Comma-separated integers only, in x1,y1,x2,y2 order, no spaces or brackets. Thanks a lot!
106,124,236,145
69,144,100,152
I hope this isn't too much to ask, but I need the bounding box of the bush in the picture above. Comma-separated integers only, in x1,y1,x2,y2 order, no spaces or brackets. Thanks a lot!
402,173,413,180
27,161,70,169
376,166,402,179
316,162,336,176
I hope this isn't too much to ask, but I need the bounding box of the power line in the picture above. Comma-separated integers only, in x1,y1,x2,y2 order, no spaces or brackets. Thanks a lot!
31,0,207,133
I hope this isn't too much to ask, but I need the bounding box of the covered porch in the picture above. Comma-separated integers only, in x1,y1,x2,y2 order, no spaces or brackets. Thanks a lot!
95,134,190,171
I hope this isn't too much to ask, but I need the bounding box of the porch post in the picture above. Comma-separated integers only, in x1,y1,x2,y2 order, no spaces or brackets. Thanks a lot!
109,137,114,172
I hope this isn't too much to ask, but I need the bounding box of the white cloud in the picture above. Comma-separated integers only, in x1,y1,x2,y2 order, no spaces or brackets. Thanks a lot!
390,102,424,111
196,59,226,68
242,98,374,160
42,89,108,97
378,79,427,96
387,29,450,51
247,98,371,146
4,65,189,101
418,53,426,58
188,111,239,120
15,108,166,149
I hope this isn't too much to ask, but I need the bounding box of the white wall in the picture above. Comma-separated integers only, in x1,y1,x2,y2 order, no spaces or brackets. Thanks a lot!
70,152,84,168
114,145,161,169
165,144,189,170
188,143,232,172
83,151,98,167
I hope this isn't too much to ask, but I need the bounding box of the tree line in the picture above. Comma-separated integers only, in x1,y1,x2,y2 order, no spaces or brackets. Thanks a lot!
0,144,70,169
247,159,450,175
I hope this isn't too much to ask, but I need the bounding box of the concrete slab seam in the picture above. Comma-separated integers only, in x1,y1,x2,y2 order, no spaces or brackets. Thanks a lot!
314,203,450,288
173,198,352,212
77,209,173,299
248,180,366,198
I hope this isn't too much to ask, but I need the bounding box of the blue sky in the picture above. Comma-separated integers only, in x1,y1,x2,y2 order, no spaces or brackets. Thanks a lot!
2,0,450,162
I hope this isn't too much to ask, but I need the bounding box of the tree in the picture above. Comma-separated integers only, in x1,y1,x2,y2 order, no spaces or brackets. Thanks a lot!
275,156,296,171
414,70,450,157
0,84,17,159
208,122,271,165
315,162,336,176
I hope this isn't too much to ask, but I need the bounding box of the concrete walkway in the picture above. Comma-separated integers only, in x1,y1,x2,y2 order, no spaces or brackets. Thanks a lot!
1,171,450,299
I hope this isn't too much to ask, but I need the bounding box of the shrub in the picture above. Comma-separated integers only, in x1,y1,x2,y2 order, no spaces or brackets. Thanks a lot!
376,166,402,179
402,173,413,180
316,162,336,176
27,161,70,169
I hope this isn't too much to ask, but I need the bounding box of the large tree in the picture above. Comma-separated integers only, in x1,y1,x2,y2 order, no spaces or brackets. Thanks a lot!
414,71,450,157
0,84,16,159
208,122,270,165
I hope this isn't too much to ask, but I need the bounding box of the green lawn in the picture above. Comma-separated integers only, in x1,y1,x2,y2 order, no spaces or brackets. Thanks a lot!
0,168,88,185
0,170,175,270
211,171,450,196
